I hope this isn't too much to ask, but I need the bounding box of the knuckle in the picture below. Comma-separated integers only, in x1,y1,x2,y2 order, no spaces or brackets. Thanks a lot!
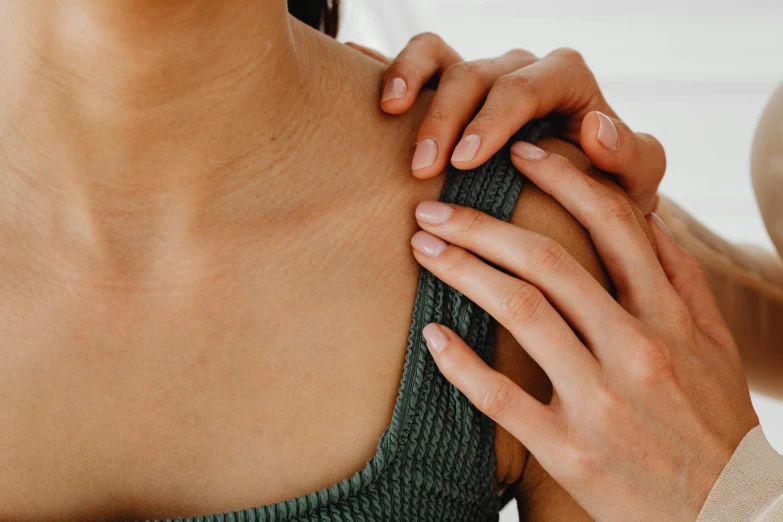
594,387,626,424
684,254,708,284
425,103,455,126
478,379,516,418
439,246,470,275
461,208,491,238
636,133,667,180
410,31,443,47
472,103,504,127
393,55,421,73
666,298,694,330
494,72,535,94
564,444,601,483
596,191,637,226
525,236,569,275
434,349,461,378
631,336,674,385
551,47,585,64
505,48,536,62
499,283,546,325
443,61,485,87
669,251,709,295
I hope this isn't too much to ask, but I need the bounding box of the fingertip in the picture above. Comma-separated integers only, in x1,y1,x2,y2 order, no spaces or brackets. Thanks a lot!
450,133,491,170
381,76,409,105
647,212,682,268
380,97,415,115
595,111,619,151
650,212,673,241
580,111,601,146
411,167,443,180
422,323,451,354
579,112,627,172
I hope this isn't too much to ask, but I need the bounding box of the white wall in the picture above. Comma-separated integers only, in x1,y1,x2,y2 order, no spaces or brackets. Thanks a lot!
340,1,783,518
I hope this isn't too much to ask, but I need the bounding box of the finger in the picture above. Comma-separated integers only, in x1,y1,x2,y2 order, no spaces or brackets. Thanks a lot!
422,322,561,452
344,41,392,65
451,48,613,170
414,201,628,356
509,142,675,316
411,49,537,179
411,230,599,392
580,111,666,215
378,33,463,115
648,213,729,341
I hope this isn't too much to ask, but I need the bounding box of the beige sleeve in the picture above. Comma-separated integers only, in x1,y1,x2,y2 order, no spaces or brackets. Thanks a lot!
696,426,783,521
752,81,783,257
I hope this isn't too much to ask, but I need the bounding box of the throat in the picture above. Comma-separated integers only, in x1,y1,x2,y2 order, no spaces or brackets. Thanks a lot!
0,1,358,264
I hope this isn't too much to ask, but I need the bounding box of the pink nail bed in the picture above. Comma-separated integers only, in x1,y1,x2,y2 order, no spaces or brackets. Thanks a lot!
382,77,407,102
416,201,453,225
452,134,481,162
412,139,438,171
411,231,448,257
422,323,449,354
510,141,547,160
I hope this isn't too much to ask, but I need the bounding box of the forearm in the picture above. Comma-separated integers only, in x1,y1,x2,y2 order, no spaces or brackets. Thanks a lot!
655,195,783,398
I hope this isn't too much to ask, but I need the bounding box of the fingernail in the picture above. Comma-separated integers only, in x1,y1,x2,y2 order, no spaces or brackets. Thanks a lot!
595,111,619,151
452,134,481,162
381,77,407,103
510,141,547,160
651,212,673,240
411,230,448,257
412,138,438,171
423,323,449,354
416,201,454,225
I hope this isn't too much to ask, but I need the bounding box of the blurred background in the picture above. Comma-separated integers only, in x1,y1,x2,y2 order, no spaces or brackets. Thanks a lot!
339,0,783,518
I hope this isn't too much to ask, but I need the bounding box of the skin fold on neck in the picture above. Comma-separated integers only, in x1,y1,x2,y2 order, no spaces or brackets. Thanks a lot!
0,0,384,286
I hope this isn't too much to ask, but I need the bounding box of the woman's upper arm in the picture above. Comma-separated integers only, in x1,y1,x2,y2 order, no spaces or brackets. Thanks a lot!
490,137,653,519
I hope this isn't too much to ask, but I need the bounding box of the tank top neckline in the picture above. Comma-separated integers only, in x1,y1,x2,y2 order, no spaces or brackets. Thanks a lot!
145,121,545,522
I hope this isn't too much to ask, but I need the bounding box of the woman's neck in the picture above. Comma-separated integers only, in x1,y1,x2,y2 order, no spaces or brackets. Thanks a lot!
0,0,337,261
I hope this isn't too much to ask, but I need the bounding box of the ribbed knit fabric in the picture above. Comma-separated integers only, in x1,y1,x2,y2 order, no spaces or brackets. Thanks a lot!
148,122,544,522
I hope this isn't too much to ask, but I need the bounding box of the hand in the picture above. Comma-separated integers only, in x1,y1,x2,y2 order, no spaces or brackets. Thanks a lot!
348,34,664,215
409,141,759,521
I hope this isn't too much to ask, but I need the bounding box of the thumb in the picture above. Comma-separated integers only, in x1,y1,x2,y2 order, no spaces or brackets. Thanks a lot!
580,111,666,215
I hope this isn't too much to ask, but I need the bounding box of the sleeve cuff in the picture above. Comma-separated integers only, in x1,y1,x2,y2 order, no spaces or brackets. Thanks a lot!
697,425,783,521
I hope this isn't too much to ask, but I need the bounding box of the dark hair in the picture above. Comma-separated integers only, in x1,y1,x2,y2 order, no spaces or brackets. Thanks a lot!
288,0,340,38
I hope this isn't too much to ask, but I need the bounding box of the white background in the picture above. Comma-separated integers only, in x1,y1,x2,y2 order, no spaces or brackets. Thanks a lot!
339,1,783,518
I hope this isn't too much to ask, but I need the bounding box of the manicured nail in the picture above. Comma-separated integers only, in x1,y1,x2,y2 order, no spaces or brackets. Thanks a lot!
423,323,449,354
411,230,448,257
416,201,454,225
651,212,673,240
596,111,619,151
452,134,481,162
381,77,407,103
412,138,438,171
510,141,547,160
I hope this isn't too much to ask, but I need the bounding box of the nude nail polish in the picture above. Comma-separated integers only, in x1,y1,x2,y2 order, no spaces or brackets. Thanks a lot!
596,111,619,151
411,230,447,257
510,141,547,160
452,134,481,163
412,139,438,171
416,201,453,225
422,323,449,354
382,77,407,103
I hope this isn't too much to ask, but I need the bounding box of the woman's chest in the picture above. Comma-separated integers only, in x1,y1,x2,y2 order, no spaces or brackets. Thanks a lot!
0,215,425,521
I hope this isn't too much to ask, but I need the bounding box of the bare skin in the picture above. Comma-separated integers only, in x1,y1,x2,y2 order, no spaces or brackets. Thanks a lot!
0,2,645,521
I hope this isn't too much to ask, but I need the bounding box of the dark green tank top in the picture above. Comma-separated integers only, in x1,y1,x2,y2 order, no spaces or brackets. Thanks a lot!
149,123,543,522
